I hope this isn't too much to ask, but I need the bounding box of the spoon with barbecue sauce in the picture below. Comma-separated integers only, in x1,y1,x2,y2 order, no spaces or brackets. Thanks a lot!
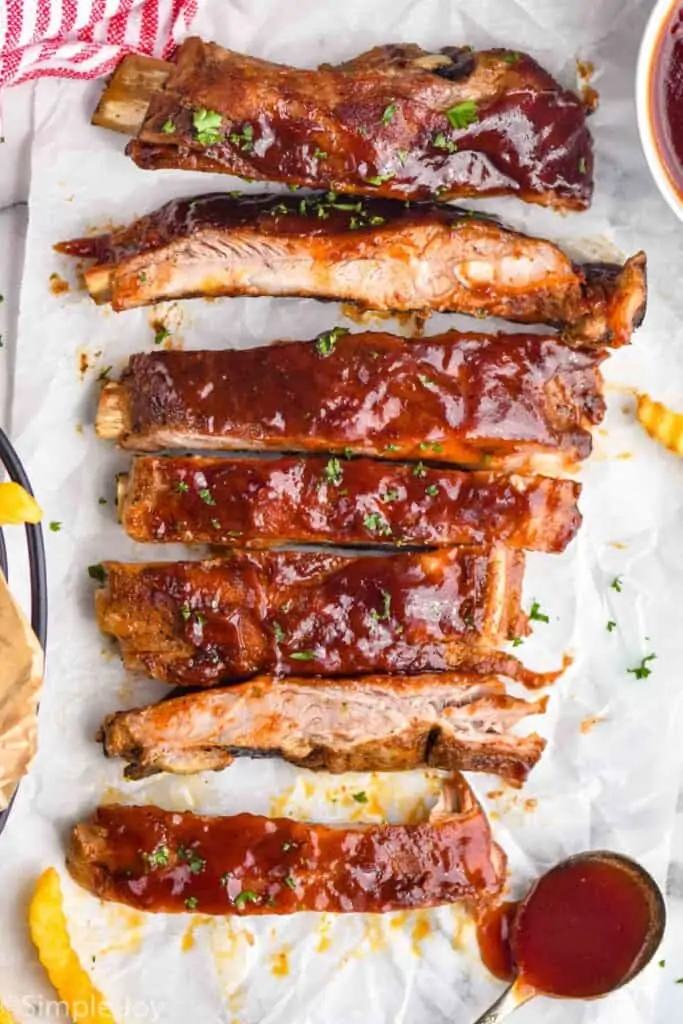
473,850,665,1022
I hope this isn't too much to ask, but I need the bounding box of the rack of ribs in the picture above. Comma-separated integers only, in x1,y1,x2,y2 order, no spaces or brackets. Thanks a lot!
56,193,646,347
92,38,594,211
117,455,582,553
94,546,535,687
66,775,506,914
101,672,548,785
95,331,607,471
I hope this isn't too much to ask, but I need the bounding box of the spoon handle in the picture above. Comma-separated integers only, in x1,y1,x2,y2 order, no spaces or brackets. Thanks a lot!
471,983,531,1023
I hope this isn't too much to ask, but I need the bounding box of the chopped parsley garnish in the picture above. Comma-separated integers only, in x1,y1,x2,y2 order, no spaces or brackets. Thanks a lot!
138,271,147,283
88,564,106,583
384,444,400,452
313,147,328,159
607,620,617,632
185,896,199,911
98,497,107,505
369,589,392,622
220,872,233,886
180,603,192,622
446,100,479,130
366,171,395,186
178,846,206,874
579,157,587,174
323,457,344,486
418,373,435,388
154,325,170,345
175,480,190,493
529,600,550,624
425,484,439,497
284,875,297,890
503,52,521,65
161,119,176,134
381,488,400,503
358,126,369,137
418,441,443,453
352,791,368,803
49,521,62,532
193,108,223,145
610,576,623,593
198,487,216,506
315,325,349,357
290,651,317,661
229,123,255,152
412,462,427,478
363,512,392,536
234,889,260,908
658,959,666,968
512,637,524,648
97,365,112,382
627,653,656,680
380,101,398,124
396,149,409,164
273,621,286,643
368,215,386,226
143,844,169,869
433,131,458,153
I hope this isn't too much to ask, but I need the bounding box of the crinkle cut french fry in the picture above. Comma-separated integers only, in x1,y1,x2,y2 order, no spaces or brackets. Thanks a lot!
637,393,683,456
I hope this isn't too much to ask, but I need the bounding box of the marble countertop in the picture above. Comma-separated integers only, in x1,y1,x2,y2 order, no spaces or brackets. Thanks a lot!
2,79,683,1021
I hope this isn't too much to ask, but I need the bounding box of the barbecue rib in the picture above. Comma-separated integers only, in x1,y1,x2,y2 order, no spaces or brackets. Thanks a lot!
118,455,582,553
67,776,506,914
94,547,530,687
96,332,606,471
93,38,594,211
56,193,646,347
102,673,548,785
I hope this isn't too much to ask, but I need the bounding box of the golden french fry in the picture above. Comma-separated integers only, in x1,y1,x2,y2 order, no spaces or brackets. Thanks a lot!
0,482,43,526
636,393,683,457
29,868,116,1024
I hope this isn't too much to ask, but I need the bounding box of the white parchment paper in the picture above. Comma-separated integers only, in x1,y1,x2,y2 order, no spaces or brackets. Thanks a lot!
3,1,683,1021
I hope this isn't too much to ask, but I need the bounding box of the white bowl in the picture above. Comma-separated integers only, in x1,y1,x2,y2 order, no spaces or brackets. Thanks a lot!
636,0,683,219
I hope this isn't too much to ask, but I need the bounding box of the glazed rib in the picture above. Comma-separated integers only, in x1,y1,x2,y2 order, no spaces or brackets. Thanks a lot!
102,673,548,785
96,332,606,471
56,193,646,347
95,38,594,210
66,776,506,914
118,455,582,553
94,547,529,687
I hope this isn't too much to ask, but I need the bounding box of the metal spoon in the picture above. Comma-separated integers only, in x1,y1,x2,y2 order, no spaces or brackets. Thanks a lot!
473,850,666,1023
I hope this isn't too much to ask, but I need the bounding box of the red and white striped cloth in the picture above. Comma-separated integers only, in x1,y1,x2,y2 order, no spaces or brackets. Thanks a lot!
1,0,198,89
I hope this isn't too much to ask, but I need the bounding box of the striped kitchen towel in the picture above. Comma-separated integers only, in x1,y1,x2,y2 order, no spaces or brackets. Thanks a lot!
1,0,198,89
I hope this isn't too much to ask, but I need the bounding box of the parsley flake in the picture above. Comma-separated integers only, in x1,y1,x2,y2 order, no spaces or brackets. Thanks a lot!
611,576,623,593
185,896,199,911
193,108,223,145
49,521,62,532
503,52,521,65
315,325,349,357
313,147,328,159
380,102,398,124
198,487,216,506
323,457,344,486
234,890,260,909
446,100,479,130
369,589,392,623
178,846,206,874
529,600,550,624
290,651,317,661
88,564,106,583
627,653,656,680
381,488,400,503
607,620,617,633
143,844,170,869
425,484,439,497
366,171,395,186
97,365,112,382
363,512,392,536
175,480,189,493
284,875,297,890
229,123,255,152
412,462,427,478
579,157,587,175
154,325,170,346
433,131,458,153
352,791,368,803
180,603,192,622
273,621,286,643
512,637,524,648
161,119,176,134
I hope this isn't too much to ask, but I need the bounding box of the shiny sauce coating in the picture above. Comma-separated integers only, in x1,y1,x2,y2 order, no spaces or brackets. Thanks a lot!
129,39,593,209
66,791,506,915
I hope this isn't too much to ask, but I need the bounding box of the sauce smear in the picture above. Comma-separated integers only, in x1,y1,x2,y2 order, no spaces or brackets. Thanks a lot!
512,856,654,998
476,901,519,982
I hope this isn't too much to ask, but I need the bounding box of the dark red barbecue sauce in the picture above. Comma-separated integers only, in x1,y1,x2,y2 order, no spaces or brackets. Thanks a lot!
477,857,654,997
652,2,683,194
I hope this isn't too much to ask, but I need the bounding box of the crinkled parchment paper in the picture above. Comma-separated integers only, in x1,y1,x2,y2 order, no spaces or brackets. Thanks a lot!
2,1,683,1022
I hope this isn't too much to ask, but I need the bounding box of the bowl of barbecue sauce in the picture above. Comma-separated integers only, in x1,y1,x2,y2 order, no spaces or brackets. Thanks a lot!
474,851,665,1021
638,0,683,218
